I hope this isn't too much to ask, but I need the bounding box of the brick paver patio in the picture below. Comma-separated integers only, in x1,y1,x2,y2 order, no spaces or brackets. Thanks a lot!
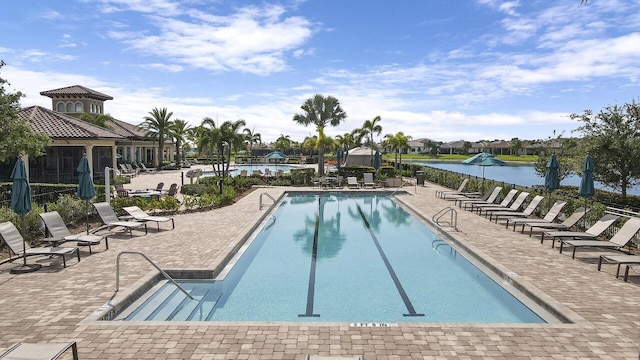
1,168,639,359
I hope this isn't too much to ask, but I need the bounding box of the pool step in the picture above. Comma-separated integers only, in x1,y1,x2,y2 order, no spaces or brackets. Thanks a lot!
125,281,223,321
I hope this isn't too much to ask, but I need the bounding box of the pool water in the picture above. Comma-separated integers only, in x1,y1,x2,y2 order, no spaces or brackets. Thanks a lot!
121,194,546,323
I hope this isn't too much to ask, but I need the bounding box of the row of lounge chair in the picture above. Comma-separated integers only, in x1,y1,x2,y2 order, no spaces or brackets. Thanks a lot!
0,203,174,271
437,179,640,282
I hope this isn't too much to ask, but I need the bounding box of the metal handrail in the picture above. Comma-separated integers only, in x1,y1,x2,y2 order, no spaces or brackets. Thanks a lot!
388,177,416,197
265,215,277,229
115,251,194,300
432,207,459,231
259,192,276,210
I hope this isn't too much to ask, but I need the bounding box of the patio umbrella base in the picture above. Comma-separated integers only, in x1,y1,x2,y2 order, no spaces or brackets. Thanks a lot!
10,263,41,274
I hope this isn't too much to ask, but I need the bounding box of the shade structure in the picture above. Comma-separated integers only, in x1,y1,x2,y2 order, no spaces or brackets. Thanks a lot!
10,158,38,273
462,152,506,189
544,154,560,192
344,147,374,166
265,151,286,159
373,150,381,169
77,154,96,234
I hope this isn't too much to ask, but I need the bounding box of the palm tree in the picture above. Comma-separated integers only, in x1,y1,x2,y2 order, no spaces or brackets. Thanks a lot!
80,112,114,130
243,127,261,162
197,117,223,174
274,134,291,153
169,119,191,167
359,116,383,165
220,119,246,176
139,107,174,168
293,94,347,176
335,132,356,151
384,132,411,171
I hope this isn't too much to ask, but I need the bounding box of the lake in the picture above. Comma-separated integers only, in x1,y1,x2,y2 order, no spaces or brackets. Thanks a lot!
407,160,640,196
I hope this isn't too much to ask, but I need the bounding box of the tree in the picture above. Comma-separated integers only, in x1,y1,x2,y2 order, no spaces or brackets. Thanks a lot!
572,100,640,201
220,119,246,176
293,94,347,176
196,117,223,174
359,115,383,164
0,61,50,162
335,132,355,151
421,139,442,155
510,137,523,156
169,119,191,167
79,112,114,130
532,135,577,182
139,107,173,167
461,141,472,155
243,127,261,159
384,132,411,171
274,134,291,153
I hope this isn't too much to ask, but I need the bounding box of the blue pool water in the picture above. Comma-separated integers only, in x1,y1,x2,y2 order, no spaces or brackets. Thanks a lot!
122,194,546,323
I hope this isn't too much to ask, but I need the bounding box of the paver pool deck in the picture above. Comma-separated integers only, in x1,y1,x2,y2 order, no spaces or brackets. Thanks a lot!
1,166,639,359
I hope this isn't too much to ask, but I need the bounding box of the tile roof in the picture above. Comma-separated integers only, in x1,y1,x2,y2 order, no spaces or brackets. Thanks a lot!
39,85,113,101
19,106,124,139
109,118,148,138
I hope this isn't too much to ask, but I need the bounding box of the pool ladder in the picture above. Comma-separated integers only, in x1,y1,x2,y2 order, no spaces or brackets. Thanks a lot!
259,192,276,210
432,207,459,231
115,251,194,300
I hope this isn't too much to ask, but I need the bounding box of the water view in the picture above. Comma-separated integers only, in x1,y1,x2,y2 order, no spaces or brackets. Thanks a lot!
409,160,640,196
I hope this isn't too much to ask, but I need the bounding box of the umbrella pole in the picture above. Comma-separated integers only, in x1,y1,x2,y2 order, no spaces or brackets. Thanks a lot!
86,200,90,235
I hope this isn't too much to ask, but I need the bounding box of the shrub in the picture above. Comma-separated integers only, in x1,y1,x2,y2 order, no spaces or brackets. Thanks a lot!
47,194,87,224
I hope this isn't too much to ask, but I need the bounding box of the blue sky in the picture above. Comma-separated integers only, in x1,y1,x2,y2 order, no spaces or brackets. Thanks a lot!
1,0,639,144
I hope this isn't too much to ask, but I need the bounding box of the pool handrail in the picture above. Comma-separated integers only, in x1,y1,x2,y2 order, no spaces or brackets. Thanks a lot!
259,192,276,210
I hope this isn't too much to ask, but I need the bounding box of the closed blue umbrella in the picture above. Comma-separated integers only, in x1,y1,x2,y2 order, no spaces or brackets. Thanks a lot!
336,150,342,169
373,150,381,169
579,154,595,202
545,153,560,192
10,157,39,273
77,154,96,234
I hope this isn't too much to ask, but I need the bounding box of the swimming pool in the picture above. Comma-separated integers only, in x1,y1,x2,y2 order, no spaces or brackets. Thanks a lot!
116,193,553,323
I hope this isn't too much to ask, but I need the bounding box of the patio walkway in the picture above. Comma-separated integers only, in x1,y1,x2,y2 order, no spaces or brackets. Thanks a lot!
0,173,639,359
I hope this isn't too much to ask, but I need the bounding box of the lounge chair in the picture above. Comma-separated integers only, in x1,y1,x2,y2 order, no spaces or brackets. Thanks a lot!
541,213,620,248
164,183,179,198
39,211,109,253
448,185,495,204
363,173,375,188
457,186,503,209
471,189,518,213
436,178,470,198
514,207,588,236
0,221,80,268
347,177,359,189
598,253,640,279
93,202,148,237
560,218,640,259
478,191,530,217
125,163,139,177
0,341,79,359
147,182,164,192
489,195,544,223
123,206,175,230
559,217,640,259
504,199,566,230
140,163,155,172
623,264,640,282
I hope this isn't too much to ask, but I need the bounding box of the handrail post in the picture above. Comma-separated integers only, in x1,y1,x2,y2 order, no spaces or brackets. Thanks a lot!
115,251,194,300
259,192,276,210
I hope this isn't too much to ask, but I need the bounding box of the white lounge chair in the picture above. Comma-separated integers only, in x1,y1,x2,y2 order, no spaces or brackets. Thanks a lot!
123,206,175,230
436,178,470,198
39,211,108,253
541,213,620,248
93,202,148,237
363,173,375,188
347,176,359,189
0,341,79,359
559,217,640,259
479,192,530,217
457,187,503,209
471,189,518,213
489,195,544,223
598,253,640,279
503,199,566,230
515,207,588,237
0,222,80,269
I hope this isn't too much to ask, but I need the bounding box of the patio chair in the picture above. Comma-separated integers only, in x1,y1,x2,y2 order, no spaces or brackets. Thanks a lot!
514,207,588,236
471,189,518,213
502,199,566,229
478,191,530,217
116,189,130,198
598,253,640,279
363,173,375,188
239,170,248,177
457,186,503,209
559,217,640,259
0,341,79,360
39,211,109,253
448,185,495,204
347,176,359,189
123,206,175,230
489,195,544,223
164,183,179,197
125,163,139,177
93,202,148,237
140,163,155,172
541,213,620,248
0,221,80,268
437,178,471,198
147,182,164,192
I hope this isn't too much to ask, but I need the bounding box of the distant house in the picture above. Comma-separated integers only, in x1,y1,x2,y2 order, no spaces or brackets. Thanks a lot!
0,85,174,183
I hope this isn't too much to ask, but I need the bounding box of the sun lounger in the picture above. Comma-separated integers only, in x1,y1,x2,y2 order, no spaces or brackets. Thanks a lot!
39,211,108,253
363,173,375,188
514,207,588,236
559,217,640,259
477,192,530,217
0,222,80,268
347,176,359,189
457,186,502,209
93,202,148,237
447,185,494,203
598,253,640,279
623,264,640,282
505,200,567,231
541,213,620,248
436,178,469,198
0,341,79,360
489,195,544,223
471,189,518,213
123,206,175,230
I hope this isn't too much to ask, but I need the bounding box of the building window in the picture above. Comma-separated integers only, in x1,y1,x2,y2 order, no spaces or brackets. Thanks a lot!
66,103,73,112
90,104,95,113
57,102,65,112
75,102,83,112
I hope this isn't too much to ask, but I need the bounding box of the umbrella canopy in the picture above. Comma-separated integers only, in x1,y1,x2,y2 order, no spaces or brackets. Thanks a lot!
77,155,95,234
373,150,381,169
544,153,560,192
462,152,491,165
578,154,595,199
265,151,286,159
10,158,32,216
462,152,505,190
